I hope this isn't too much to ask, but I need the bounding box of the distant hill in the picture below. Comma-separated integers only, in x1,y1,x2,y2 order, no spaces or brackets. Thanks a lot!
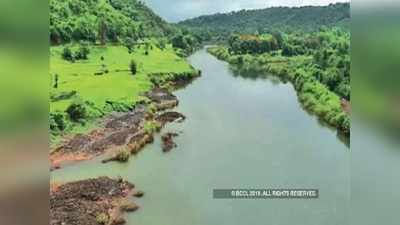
50,0,176,44
179,3,350,35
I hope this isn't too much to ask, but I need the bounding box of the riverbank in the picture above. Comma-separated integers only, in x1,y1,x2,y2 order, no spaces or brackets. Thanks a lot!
50,177,141,225
50,83,195,171
50,44,199,144
207,46,350,136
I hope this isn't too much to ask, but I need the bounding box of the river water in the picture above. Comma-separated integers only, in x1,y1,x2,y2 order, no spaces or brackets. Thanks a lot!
51,49,350,225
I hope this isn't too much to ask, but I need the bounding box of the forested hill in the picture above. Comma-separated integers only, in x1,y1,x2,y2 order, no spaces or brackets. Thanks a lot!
179,3,350,35
50,0,175,45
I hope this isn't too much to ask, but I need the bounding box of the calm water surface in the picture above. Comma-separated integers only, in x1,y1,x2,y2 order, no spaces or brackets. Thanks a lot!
51,49,350,225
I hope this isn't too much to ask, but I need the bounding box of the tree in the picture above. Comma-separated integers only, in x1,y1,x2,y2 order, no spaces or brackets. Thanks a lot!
171,34,187,49
130,59,137,75
98,17,107,45
75,44,90,60
62,47,74,61
53,74,59,89
66,99,86,122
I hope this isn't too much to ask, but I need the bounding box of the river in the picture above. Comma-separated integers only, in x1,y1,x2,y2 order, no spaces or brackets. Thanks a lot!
51,49,350,225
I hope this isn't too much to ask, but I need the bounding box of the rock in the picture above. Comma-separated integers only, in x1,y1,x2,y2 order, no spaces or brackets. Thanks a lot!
111,217,126,225
133,191,144,198
156,112,185,125
161,133,178,152
120,202,139,212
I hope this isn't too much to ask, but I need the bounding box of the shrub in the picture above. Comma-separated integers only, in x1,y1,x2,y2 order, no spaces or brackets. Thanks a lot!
144,120,161,134
62,47,74,61
96,213,109,225
50,112,69,133
66,98,86,122
74,44,90,60
115,148,131,162
130,59,137,75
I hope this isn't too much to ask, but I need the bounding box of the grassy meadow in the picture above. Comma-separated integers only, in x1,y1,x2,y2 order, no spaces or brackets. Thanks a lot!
50,42,196,140
50,43,193,112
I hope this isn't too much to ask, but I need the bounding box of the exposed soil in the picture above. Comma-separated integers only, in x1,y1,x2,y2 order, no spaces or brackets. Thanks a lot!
50,177,139,225
50,110,148,170
161,132,179,152
50,89,186,170
146,87,179,110
156,112,186,126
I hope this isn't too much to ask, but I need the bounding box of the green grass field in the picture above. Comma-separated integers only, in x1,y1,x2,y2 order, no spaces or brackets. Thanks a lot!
50,43,194,113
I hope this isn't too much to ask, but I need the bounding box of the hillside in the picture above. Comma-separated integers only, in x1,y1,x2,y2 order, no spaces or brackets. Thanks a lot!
50,0,176,44
179,3,350,36
49,0,199,140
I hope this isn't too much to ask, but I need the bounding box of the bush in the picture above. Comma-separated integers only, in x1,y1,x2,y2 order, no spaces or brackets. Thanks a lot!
144,120,161,134
66,99,86,122
74,44,90,60
50,112,69,133
62,47,74,61
130,59,137,75
115,148,131,162
96,213,109,225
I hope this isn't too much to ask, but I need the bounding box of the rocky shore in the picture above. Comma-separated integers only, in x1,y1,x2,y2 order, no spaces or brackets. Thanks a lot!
50,177,141,225
50,88,186,170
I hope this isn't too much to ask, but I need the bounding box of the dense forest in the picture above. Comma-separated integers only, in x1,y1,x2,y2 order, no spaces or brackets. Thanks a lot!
50,0,175,44
179,3,350,40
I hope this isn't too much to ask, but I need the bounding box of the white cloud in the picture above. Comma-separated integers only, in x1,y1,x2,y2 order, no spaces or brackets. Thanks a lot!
143,0,349,22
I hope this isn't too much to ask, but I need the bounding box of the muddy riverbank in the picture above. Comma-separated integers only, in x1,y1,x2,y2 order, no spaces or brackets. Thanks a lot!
50,86,191,171
50,177,141,225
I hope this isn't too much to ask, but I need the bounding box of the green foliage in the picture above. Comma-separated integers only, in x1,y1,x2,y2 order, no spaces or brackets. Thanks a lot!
171,33,200,55
62,47,74,61
95,213,109,225
50,111,70,133
179,3,350,39
130,59,137,75
115,148,131,162
74,44,90,60
50,0,176,45
144,120,161,134
228,34,279,54
66,98,87,122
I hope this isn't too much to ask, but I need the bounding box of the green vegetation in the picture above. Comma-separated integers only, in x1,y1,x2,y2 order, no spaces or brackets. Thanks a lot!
115,148,131,162
95,213,109,225
50,0,176,44
130,59,137,75
207,27,350,135
179,3,350,40
50,43,196,140
49,0,201,143
143,120,161,134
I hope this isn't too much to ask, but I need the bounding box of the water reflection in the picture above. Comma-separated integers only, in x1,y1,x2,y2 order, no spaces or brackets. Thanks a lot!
229,62,350,148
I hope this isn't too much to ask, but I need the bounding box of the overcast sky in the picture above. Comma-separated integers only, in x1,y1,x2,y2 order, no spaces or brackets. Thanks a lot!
142,0,349,22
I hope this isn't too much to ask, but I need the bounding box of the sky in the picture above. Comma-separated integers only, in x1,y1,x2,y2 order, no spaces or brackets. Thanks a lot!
142,0,350,22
